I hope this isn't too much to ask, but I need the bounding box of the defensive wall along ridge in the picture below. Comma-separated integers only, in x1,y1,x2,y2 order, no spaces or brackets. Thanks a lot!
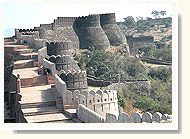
77,104,172,123
54,74,119,118
13,12,172,123
16,13,129,51
54,74,172,123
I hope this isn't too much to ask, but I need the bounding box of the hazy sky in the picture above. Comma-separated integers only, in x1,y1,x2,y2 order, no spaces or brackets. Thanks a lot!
2,0,176,33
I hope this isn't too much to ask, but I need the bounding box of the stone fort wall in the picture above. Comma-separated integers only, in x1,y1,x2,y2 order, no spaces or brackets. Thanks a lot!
77,104,172,123
16,13,129,51
100,13,127,46
74,14,110,50
46,41,75,56
58,70,88,92
126,35,154,56
55,74,119,118
47,55,80,72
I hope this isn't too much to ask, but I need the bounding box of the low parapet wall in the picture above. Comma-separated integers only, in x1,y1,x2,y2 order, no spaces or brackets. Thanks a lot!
34,39,46,49
42,58,57,75
77,104,172,123
87,77,111,87
38,47,47,64
77,104,105,123
53,79,119,117
55,74,67,98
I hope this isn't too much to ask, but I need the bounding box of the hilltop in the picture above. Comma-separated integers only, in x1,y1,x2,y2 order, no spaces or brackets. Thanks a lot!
118,17,172,48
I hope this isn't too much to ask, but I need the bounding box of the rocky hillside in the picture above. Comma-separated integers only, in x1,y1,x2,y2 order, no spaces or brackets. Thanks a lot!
118,17,172,48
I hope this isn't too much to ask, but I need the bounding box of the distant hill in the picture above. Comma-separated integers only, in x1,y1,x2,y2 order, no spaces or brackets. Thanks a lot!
4,28,15,38
118,17,172,47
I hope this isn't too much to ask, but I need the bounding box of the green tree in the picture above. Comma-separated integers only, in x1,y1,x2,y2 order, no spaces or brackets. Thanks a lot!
159,11,167,17
117,92,126,108
125,58,147,79
153,48,172,61
139,43,157,58
151,10,160,19
148,67,172,81
133,96,159,113
123,16,135,28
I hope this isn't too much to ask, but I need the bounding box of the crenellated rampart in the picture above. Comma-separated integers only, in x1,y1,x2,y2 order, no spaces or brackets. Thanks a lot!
53,17,77,27
54,74,118,117
74,14,110,50
15,13,130,52
58,70,87,92
46,41,75,56
47,54,80,71
77,104,172,123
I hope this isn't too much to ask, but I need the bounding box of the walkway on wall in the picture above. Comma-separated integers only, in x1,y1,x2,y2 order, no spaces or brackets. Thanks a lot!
6,39,79,123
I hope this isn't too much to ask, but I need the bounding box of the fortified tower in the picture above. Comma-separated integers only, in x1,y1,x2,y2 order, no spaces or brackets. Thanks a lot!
46,41,80,71
39,24,53,39
46,41,75,56
74,14,110,50
59,70,88,92
45,41,87,92
100,13,127,46
42,17,79,50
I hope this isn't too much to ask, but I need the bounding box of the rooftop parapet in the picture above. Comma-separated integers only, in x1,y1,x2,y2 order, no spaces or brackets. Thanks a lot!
100,13,116,25
75,14,101,27
17,28,38,33
53,17,77,27
46,41,75,56
39,24,53,30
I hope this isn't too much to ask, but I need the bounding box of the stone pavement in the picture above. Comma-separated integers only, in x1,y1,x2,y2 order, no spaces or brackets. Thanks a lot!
13,67,38,78
11,42,79,123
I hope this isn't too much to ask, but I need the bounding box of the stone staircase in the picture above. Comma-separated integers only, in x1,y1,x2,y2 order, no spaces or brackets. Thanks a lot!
6,39,80,123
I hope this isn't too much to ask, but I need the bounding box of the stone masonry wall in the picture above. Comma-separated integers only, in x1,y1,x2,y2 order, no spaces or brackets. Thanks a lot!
100,13,127,46
77,104,172,123
55,74,119,118
74,14,110,50
126,35,154,56
59,70,88,92
47,55,80,72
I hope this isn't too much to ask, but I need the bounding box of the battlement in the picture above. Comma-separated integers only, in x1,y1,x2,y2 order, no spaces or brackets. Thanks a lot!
76,14,101,27
17,28,36,32
54,74,118,117
77,104,172,123
53,17,77,27
46,41,74,56
48,55,74,64
47,54,80,71
100,13,116,25
39,24,53,30
58,70,87,91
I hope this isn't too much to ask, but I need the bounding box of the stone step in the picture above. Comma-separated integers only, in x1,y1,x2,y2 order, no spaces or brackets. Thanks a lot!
24,113,72,123
13,67,38,78
23,106,61,116
21,101,56,109
20,85,56,104
64,109,77,118
15,48,36,54
4,44,29,50
48,80,55,85
14,59,35,69
18,53,38,60
37,119,75,123
20,75,48,87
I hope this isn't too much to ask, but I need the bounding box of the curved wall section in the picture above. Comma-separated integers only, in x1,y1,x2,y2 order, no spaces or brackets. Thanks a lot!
100,13,127,46
74,14,110,50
